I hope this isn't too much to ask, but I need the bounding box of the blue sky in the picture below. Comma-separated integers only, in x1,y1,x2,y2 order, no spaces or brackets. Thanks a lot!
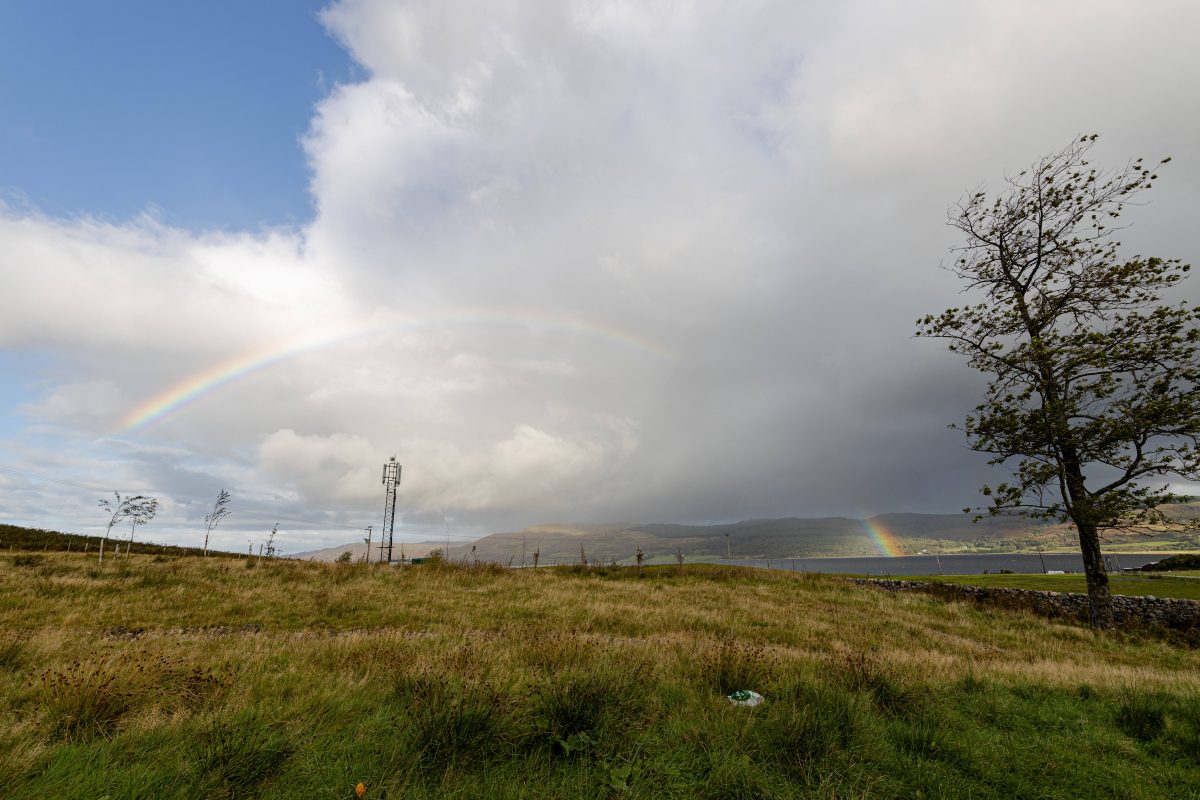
0,1,355,230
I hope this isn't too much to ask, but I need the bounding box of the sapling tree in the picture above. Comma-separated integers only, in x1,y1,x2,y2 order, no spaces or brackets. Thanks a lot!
264,524,279,559
123,496,159,557
918,135,1200,627
97,491,135,565
202,489,232,557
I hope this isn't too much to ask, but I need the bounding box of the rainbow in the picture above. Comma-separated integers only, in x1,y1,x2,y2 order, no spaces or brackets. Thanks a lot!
863,518,903,557
116,309,672,435
116,329,359,434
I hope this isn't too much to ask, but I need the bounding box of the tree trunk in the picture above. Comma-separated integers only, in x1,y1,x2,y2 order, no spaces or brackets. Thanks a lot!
1058,443,1114,629
1075,520,1114,628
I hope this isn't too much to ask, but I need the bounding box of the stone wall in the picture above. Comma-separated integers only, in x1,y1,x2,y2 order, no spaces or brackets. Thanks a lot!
852,578,1200,630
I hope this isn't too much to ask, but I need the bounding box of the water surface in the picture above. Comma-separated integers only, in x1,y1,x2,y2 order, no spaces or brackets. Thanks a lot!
703,552,1171,576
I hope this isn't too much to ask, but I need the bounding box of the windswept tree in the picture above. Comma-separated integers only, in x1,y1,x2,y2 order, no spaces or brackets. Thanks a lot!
97,491,134,565
203,489,232,557
123,496,159,558
265,523,279,559
918,135,1199,627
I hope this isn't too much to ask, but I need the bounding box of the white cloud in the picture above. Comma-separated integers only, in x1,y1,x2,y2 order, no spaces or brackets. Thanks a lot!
22,381,123,422
258,428,382,505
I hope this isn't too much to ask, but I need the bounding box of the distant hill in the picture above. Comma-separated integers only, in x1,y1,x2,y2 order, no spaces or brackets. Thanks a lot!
448,506,1200,565
1161,502,1200,523
291,540,444,562
446,513,1049,565
0,523,237,557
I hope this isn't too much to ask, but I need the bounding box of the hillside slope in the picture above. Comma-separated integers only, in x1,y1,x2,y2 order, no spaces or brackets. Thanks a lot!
0,522,235,557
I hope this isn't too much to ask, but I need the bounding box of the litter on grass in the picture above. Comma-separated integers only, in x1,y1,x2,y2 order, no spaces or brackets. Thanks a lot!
726,690,764,707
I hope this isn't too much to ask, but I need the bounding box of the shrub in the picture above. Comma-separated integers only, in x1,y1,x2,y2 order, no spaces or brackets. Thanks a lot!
1140,554,1200,571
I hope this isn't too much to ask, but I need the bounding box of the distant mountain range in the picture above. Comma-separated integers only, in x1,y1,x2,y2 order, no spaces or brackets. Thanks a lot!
441,513,1045,564
292,503,1200,565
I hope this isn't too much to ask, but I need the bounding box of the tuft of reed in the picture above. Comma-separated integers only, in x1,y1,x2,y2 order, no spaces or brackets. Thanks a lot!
38,658,134,740
192,712,294,797
697,637,779,695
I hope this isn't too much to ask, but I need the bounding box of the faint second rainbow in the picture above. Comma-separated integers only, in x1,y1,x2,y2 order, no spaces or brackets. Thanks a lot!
863,517,903,557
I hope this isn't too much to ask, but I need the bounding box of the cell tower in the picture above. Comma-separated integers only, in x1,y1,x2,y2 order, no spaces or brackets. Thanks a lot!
380,457,402,563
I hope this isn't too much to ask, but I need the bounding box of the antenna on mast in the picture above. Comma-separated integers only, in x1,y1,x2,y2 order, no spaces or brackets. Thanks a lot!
380,457,402,564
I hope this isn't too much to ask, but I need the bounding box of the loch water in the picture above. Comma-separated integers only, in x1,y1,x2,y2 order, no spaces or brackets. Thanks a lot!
706,552,1173,576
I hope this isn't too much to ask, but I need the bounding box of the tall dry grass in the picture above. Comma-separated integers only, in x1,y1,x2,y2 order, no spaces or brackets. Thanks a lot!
0,552,1198,798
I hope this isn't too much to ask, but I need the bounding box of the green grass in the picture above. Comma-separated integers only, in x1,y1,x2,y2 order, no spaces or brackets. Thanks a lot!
1,553,1199,798
917,572,1200,600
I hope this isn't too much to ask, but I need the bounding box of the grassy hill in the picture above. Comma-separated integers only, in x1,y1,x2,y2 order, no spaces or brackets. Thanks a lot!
0,522,236,558
1,551,1198,798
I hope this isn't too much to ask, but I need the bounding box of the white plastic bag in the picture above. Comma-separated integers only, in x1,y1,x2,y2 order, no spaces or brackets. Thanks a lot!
726,690,764,707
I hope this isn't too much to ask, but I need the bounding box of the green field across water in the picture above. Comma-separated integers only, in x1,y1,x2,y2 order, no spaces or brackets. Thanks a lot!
915,572,1200,601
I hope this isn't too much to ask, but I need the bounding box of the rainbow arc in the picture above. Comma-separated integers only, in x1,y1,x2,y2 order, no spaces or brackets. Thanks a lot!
863,518,903,557
116,310,672,435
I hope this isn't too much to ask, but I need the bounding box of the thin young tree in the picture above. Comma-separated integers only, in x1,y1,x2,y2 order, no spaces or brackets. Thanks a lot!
97,491,133,565
123,496,159,558
918,135,1199,627
202,489,232,557
264,524,279,559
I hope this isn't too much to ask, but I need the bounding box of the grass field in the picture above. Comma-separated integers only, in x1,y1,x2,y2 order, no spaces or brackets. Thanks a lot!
916,572,1200,601
2,552,1199,799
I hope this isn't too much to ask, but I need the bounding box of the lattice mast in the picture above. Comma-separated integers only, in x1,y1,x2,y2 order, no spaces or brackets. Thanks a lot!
380,457,402,563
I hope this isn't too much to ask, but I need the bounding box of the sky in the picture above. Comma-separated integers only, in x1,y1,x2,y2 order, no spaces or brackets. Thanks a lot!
1,0,1198,555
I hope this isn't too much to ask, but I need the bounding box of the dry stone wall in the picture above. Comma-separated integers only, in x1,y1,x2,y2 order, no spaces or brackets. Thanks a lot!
852,578,1200,630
